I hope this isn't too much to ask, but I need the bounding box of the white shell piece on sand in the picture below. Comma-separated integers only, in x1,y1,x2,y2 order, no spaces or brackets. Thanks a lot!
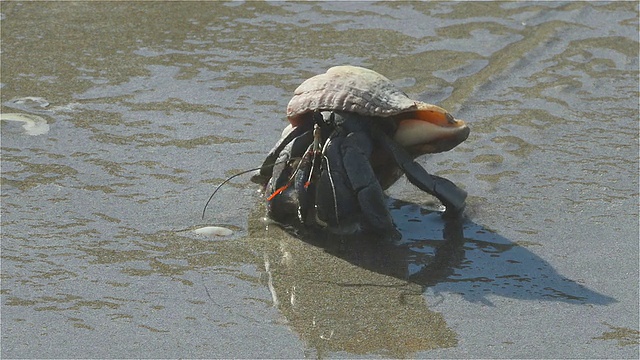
193,226,234,237
0,113,50,135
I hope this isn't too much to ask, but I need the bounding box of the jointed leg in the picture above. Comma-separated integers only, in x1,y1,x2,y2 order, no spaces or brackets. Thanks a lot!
373,127,467,215
316,129,395,233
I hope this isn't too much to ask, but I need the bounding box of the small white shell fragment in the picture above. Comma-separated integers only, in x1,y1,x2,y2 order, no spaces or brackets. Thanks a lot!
0,113,50,135
193,226,233,237
8,96,50,108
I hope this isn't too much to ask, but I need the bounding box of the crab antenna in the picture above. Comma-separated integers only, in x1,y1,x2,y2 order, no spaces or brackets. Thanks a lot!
267,184,289,201
304,123,323,189
265,164,299,201
201,158,296,220
202,167,261,220
322,154,340,228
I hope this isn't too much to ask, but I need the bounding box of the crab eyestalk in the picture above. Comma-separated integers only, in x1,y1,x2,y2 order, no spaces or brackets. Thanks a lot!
392,103,469,156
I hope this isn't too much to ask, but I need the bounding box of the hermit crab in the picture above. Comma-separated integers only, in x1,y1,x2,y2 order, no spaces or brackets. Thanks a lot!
258,65,470,235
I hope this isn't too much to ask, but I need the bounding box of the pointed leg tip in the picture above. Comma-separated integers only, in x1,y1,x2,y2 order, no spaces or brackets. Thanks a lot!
442,202,466,219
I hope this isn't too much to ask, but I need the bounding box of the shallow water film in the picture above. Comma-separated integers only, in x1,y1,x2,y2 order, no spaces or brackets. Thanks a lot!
1,2,638,358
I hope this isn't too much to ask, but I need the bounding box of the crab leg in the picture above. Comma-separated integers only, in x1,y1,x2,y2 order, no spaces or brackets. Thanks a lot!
373,127,467,214
295,124,324,224
315,126,395,233
266,129,313,200
266,123,324,220
260,120,313,178
267,145,312,201
304,123,323,188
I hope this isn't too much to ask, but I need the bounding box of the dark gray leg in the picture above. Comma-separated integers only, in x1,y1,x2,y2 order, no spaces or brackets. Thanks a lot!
341,132,395,232
316,130,395,234
373,127,467,215
260,122,313,178
266,130,314,222
315,135,360,228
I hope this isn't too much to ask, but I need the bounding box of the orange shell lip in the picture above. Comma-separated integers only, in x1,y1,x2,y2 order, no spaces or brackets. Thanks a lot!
393,102,470,153
401,102,466,128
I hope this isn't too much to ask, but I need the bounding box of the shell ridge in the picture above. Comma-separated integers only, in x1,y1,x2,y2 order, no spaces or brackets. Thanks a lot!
287,66,420,119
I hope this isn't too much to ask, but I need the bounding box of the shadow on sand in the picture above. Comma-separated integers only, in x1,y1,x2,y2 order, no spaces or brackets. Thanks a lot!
290,197,616,307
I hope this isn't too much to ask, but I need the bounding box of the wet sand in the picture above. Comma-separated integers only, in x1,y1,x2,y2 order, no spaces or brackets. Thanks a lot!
1,2,638,358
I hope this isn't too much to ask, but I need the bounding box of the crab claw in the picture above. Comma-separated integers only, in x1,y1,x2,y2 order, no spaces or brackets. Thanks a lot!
393,103,470,156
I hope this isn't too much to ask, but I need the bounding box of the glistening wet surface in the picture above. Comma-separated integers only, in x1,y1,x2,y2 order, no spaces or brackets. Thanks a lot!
1,2,638,358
